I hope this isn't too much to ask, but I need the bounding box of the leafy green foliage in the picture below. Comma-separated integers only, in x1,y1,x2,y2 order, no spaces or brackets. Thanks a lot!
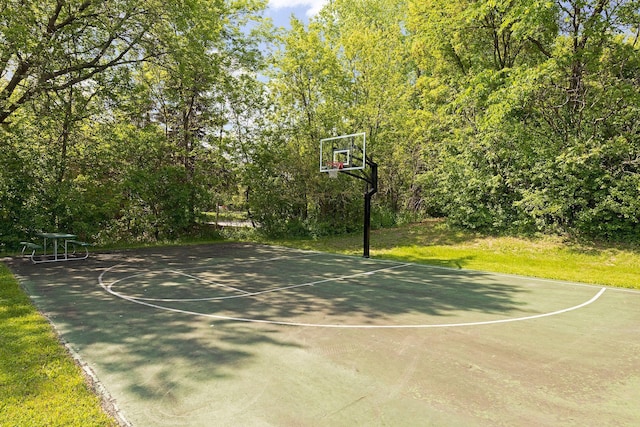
408,0,640,239
0,0,269,247
263,0,419,236
1,0,639,247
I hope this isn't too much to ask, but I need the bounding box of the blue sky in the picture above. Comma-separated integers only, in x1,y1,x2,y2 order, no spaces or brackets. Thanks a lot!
265,0,328,27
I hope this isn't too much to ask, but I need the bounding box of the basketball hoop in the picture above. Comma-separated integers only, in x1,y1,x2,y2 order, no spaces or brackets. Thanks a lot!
326,161,343,179
319,132,375,258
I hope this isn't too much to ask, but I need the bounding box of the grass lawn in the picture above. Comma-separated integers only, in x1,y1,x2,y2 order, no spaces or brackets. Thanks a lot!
0,263,117,427
273,219,640,290
1,219,638,426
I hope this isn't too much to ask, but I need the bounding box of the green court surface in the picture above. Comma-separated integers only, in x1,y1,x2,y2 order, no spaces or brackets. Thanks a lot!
7,243,640,426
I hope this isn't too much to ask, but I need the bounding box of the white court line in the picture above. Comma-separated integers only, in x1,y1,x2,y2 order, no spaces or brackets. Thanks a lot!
101,251,327,302
123,270,252,302
170,269,252,295
220,244,640,294
101,263,412,302
176,251,324,273
98,259,609,329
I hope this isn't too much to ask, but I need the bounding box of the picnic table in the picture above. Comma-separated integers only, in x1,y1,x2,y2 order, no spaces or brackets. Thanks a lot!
20,232,91,264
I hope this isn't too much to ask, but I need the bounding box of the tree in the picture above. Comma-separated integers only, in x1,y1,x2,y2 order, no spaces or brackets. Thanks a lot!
0,0,162,126
267,0,418,234
137,0,266,229
408,0,640,237
0,0,270,244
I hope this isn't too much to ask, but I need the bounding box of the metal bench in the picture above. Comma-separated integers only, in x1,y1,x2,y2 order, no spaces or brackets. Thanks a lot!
67,240,92,260
20,241,43,263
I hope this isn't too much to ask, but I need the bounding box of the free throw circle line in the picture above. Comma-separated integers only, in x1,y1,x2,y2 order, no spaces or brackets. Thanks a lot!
99,251,328,302
102,262,411,302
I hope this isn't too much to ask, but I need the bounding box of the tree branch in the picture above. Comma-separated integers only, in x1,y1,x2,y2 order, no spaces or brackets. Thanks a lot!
527,37,552,58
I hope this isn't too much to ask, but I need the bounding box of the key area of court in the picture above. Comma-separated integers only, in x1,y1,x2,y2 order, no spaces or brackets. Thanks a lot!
7,243,640,426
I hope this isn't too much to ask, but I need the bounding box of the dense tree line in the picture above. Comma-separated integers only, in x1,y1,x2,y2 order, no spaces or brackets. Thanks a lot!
1,0,268,245
409,0,640,239
1,0,639,248
264,0,640,240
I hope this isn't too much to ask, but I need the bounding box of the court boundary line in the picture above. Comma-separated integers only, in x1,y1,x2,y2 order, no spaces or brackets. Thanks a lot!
98,252,609,329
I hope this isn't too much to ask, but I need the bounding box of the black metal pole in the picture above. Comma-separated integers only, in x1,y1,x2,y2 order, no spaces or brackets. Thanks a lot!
363,159,378,258
364,190,371,258
336,158,378,258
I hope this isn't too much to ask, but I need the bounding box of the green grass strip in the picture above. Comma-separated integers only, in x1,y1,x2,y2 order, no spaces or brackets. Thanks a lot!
270,221,640,290
0,263,116,427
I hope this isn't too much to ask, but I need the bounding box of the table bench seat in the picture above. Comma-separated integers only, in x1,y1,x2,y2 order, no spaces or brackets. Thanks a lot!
20,241,43,263
20,241,43,250
19,235,92,263
67,240,91,259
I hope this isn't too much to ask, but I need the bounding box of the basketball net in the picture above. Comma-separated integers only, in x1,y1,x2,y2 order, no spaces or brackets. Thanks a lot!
327,161,343,179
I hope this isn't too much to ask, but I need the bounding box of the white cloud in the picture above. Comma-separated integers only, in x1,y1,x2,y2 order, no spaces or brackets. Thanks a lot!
269,0,328,17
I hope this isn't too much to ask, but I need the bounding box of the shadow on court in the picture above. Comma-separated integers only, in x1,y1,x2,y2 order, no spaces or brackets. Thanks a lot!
5,243,640,426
